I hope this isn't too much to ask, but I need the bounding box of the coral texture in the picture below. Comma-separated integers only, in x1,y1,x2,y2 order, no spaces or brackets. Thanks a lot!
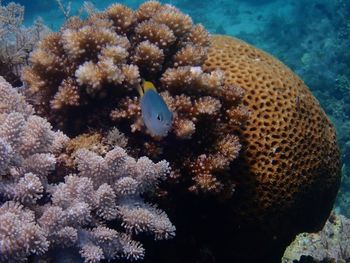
22,1,248,195
43,148,174,262
0,76,65,261
0,2,49,86
196,35,340,262
282,213,350,263
0,77,174,262
0,76,64,204
22,0,211,131
0,201,48,262
133,35,341,263
204,35,340,228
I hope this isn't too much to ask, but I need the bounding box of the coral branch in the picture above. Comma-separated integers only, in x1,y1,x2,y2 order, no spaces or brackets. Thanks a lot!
1,76,174,262
22,0,247,197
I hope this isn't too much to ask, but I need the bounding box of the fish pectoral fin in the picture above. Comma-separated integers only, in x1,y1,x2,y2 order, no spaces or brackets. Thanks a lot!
137,84,144,97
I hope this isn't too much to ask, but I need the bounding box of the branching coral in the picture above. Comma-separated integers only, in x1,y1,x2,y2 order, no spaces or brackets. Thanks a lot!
0,201,49,262
0,77,174,262
0,2,49,86
42,146,174,261
23,1,248,195
0,76,66,261
40,148,174,262
112,65,247,193
22,0,211,130
0,77,66,204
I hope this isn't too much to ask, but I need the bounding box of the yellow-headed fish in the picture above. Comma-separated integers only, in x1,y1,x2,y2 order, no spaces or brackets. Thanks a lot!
138,80,173,137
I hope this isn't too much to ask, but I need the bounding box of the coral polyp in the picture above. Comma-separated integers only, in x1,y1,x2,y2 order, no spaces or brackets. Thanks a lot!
22,1,248,194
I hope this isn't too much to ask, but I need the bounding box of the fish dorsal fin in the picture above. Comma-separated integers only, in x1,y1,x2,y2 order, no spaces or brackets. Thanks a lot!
143,80,157,93
137,80,157,97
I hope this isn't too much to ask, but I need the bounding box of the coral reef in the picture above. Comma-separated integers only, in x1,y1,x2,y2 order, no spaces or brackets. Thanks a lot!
234,0,350,215
144,35,340,263
41,148,174,262
22,1,211,131
0,76,64,203
0,76,174,262
6,1,342,262
22,1,248,195
204,35,340,234
282,212,350,263
0,1,49,86
0,75,65,261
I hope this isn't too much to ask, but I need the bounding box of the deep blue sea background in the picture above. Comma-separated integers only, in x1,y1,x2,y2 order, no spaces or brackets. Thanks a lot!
4,0,350,215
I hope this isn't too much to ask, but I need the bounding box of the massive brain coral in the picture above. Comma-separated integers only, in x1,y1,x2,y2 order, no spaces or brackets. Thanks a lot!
143,36,341,263
204,35,339,227
22,1,248,194
203,35,339,262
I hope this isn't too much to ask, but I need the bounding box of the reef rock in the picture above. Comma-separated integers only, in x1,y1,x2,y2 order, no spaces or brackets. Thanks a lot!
282,212,350,263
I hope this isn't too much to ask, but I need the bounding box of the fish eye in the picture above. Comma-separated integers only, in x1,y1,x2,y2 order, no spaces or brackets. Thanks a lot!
156,113,163,121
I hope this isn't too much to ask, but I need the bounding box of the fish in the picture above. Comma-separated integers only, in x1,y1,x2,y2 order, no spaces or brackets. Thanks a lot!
138,80,173,137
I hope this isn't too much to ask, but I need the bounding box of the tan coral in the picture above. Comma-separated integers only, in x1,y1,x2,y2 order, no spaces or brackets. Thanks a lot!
110,71,246,193
172,117,195,139
134,21,176,49
138,35,341,263
104,4,136,35
110,97,141,121
62,26,121,60
184,24,210,47
50,78,80,109
120,64,141,89
58,132,105,169
161,66,226,94
21,1,248,197
99,45,128,64
152,6,193,37
172,45,207,67
136,1,162,22
132,41,164,74
201,35,340,261
22,1,211,138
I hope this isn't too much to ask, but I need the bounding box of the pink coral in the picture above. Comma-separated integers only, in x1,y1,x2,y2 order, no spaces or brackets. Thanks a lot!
0,76,174,262
0,201,48,262
41,147,174,261
0,77,66,204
